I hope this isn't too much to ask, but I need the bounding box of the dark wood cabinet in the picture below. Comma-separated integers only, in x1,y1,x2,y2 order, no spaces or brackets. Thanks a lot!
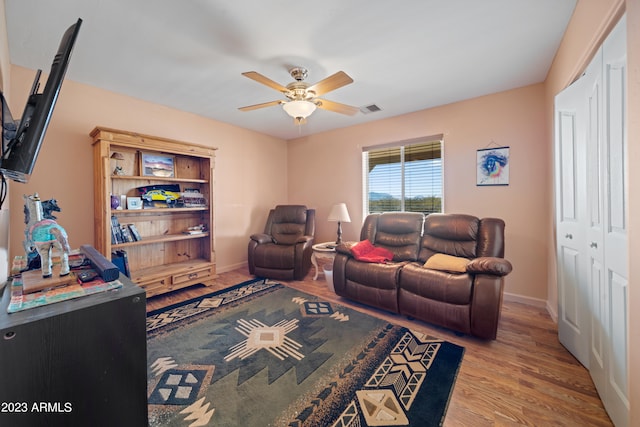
0,278,147,427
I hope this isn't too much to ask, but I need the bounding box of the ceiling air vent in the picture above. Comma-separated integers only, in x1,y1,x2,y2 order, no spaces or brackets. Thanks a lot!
360,104,382,114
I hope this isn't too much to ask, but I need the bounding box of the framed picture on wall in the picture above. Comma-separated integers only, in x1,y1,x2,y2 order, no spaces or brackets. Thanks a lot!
476,146,509,186
140,152,175,178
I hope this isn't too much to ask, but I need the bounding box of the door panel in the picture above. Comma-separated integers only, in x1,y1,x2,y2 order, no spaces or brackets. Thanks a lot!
608,271,628,397
606,62,626,235
559,112,577,221
589,257,605,368
599,15,628,426
559,247,581,330
584,48,608,397
555,77,589,367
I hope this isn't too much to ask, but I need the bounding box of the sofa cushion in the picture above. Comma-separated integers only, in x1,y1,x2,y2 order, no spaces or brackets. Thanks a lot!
365,212,424,261
253,243,295,269
350,240,394,263
271,223,305,245
419,213,480,261
345,259,404,291
270,205,308,245
423,253,469,273
400,262,473,305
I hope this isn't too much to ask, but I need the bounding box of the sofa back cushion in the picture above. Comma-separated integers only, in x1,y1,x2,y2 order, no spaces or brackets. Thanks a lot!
419,213,506,262
268,205,310,245
360,212,424,261
419,213,479,261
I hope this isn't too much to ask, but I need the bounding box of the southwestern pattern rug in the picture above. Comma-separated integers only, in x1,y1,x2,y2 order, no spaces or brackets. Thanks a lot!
147,279,464,426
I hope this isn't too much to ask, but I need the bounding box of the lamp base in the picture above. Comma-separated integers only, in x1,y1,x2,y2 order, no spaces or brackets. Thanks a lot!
335,221,342,244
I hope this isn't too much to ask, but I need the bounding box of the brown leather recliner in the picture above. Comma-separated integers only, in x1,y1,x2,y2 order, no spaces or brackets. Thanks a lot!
248,205,315,281
333,212,512,339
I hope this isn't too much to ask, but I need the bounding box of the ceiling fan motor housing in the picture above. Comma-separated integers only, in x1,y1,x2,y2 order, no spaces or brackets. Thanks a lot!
285,82,314,101
289,67,308,81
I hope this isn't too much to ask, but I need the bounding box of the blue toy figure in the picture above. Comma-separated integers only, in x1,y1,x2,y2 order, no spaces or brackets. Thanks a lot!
23,193,71,278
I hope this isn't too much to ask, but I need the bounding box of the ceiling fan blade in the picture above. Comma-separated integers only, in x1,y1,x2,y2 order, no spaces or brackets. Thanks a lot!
307,71,353,96
238,100,284,111
241,71,289,93
315,99,359,116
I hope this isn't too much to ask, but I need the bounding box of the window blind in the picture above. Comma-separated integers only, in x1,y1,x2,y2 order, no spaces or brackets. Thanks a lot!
363,136,443,214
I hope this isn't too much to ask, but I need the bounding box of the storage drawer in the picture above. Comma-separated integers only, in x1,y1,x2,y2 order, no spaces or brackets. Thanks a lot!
172,267,212,285
136,276,170,297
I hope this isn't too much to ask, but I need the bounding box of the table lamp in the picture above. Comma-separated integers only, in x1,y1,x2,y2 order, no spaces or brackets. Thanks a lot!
328,203,351,244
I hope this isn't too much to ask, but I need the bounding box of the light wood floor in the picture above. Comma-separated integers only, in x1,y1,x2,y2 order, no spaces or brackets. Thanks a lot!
147,267,613,427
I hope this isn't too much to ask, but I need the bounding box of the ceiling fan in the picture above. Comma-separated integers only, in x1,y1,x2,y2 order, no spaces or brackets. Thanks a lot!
238,67,359,124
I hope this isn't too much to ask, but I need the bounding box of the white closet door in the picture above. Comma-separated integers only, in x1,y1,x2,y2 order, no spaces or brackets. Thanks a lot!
585,46,606,394
554,72,589,367
594,15,628,427
555,15,628,427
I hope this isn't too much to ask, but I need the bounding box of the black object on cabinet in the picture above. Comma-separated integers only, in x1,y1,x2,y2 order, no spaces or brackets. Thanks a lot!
0,277,147,427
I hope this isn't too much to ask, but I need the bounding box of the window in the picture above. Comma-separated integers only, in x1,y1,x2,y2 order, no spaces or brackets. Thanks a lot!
363,135,443,214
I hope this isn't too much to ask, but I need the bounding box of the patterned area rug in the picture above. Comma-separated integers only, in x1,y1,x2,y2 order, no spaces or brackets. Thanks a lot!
147,279,464,426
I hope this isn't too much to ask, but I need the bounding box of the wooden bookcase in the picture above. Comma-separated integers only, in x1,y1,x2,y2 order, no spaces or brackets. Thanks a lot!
91,127,217,297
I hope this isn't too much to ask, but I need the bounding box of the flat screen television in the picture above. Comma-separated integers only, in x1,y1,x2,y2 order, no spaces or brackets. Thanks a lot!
0,18,82,183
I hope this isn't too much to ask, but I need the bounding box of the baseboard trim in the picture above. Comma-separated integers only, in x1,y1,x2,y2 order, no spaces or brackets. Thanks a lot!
503,292,547,308
545,301,558,324
216,261,248,274
503,292,558,323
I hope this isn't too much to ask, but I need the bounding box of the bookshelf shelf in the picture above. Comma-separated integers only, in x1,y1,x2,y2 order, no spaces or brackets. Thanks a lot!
111,206,208,216
111,175,208,184
111,232,210,249
91,127,217,297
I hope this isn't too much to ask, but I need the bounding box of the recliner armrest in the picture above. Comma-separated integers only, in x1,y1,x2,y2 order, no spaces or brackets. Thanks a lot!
466,257,512,277
296,235,314,244
335,242,356,256
250,233,273,244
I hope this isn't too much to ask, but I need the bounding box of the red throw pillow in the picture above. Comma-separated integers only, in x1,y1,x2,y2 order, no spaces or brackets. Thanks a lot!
350,240,394,263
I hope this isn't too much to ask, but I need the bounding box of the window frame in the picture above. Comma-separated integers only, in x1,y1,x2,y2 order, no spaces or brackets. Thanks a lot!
362,135,444,215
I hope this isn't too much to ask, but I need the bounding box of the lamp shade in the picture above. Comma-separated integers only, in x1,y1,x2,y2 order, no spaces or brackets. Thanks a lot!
282,100,317,119
328,203,351,223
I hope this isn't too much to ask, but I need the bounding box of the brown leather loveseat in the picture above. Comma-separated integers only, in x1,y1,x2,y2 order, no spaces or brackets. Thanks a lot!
332,212,512,339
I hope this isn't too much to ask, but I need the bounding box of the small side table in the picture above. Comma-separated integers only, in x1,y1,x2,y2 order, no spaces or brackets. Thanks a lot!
311,242,337,280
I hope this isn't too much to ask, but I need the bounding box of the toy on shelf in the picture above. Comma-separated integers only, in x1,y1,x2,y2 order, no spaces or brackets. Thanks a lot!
23,193,71,279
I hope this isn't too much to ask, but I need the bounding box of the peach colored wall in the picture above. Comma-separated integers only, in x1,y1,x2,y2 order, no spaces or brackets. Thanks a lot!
288,83,548,302
625,0,639,424
0,0,9,93
0,2,9,283
7,65,288,272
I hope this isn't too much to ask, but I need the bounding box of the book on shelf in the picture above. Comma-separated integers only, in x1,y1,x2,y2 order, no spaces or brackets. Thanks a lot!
127,224,142,241
111,215,123,244
120,225,134,243
182,189,207,207
111,250,130,278
183,224,206,235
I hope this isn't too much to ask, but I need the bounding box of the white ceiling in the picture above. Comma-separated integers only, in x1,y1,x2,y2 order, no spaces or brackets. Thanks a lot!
4,0,577,140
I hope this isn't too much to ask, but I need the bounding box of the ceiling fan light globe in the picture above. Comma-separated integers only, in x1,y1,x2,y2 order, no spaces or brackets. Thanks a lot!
283,100,316,119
